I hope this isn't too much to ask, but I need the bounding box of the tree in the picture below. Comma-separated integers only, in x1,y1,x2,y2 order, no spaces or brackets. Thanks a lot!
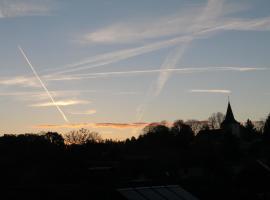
64,128,102,145
208,112,224,129
171,120,194,146
263,114,270,141
43,132,64,146
242,119,258,141
138,123,171,147
185,119,202,133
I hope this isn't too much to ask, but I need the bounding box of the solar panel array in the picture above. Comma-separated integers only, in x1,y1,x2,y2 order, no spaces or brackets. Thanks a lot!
117,185,199,200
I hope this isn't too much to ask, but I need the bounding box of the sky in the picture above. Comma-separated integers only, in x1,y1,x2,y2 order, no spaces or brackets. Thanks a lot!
0,0,270,140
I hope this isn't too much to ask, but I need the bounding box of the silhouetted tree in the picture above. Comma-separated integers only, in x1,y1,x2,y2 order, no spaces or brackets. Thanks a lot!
263,114,270,141
242,119,258,141
208,112,224,129
185,119,204,133
201,123,210,131
138,123,171,149
171,120,194,146
43,132,64,146
64,128,102,145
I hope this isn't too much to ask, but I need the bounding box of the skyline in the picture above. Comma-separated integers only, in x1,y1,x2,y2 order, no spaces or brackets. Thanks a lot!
0,0,270,139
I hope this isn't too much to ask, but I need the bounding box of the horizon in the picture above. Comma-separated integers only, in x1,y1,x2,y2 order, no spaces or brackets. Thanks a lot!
1,0,270,139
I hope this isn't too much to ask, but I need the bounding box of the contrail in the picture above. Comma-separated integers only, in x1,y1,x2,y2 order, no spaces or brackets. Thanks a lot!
44,67,264,81
45,35,192,75
136,0,225,121
43,16,270,77
190,89,231,94
18,46,69,123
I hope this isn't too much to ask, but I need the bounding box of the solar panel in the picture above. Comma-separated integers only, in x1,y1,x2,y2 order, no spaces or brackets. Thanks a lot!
167,185,199,200
117,185,199,200
136,187,166,200
118,188,146,200
152,186,184,200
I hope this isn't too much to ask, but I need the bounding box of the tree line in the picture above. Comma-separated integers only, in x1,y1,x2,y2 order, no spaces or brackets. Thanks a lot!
0,113,270,199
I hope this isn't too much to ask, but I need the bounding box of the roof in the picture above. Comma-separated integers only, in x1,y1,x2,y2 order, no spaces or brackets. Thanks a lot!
221,101,239,125
117,185,199,200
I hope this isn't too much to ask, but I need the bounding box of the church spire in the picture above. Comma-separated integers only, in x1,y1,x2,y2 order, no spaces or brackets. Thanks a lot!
221,100,238,125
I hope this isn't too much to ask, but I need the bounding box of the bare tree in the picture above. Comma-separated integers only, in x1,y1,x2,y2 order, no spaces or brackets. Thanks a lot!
208,112,225,129
64,128,102,145
185,119,206,134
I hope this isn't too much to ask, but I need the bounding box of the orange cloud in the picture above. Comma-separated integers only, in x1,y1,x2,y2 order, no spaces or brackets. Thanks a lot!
35,122,150,129
69,109,97,115
31,100,90,107
93,122,148,129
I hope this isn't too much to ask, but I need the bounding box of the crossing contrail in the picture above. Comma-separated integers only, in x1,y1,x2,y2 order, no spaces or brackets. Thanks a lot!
18,46,69,123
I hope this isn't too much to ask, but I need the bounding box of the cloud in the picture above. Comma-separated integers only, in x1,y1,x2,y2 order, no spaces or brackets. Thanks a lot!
35,122,150,129
154,44,191,97
81,8,201,44
134,0,270,121
0,0,52,18
152,0,230,98
217,17,270,32
44,1,270,77
46,12,270,76
35,121,174,130
80,2,270,44
46,67,266,81
45,35,192,75
93,122,148,129
79,0,250,44
136,0,226,121
0,89,140,104
0,76,39,87
30,100,90,107
69,109,97,115
112,91,140,95
189,89,231,94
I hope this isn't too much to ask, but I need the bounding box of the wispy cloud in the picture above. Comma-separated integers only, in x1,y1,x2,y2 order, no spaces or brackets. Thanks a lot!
46,67,266,81
45,1,270,77
0,76,39,87
79,1,251,44
189,89,231,94
0,0,52,18
154,0,228,96
69,109,97,115
0,89,140,105
136,0,226,121
81,8,201,44
35,121,173,130
45,35,192,75
93,122,148,129
30,100,90,107
35,122,150,129
0,67,263,96
134,0,270,121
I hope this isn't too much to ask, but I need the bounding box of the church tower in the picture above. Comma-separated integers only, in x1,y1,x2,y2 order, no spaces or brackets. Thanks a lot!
221,100,241,137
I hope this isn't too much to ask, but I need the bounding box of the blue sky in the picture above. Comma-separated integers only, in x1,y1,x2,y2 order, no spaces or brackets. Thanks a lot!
0,0,270,139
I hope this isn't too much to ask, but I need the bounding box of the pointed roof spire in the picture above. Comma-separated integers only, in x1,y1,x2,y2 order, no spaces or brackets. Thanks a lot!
221,99,239,125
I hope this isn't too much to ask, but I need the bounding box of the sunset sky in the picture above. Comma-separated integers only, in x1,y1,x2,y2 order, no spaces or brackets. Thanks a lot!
0,0,270,139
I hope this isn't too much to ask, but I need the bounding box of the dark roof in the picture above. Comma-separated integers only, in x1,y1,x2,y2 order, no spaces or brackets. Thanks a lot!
117,185,199,200
221,102,239,125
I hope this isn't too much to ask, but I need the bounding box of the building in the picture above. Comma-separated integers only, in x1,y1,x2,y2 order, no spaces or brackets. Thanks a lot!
117,185,200,200
221,101,241,137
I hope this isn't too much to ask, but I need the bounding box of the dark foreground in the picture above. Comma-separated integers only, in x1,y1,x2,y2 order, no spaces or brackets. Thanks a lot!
1,118,270,199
